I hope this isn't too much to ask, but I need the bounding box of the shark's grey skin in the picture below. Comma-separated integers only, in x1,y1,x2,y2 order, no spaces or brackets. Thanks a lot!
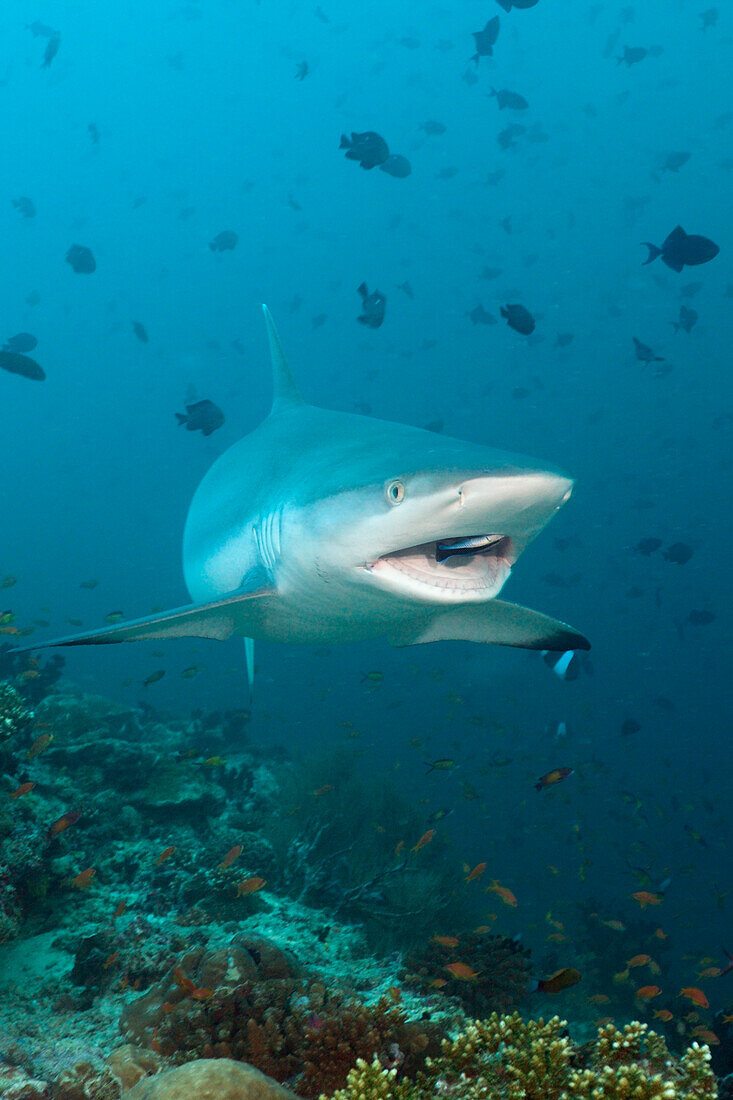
15,307,589,666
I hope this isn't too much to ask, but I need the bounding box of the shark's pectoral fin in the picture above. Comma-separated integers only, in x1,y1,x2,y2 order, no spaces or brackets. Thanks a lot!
390,599,590,652
10,586,276,652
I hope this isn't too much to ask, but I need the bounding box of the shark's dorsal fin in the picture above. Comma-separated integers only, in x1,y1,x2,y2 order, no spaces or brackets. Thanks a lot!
262,304,305,413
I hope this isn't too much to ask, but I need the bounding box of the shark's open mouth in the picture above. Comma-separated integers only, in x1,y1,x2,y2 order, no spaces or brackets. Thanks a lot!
372,534,514,594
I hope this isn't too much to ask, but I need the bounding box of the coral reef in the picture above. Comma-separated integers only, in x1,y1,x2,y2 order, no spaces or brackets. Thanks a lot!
263,748,459,949
325,1015,718,1100
403,929,532,1016
121,933,442,1098
123,1059,297,1100
0,680,34,742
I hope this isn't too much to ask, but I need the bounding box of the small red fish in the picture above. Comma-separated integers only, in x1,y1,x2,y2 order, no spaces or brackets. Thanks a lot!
444,961,480,982
173,967,196,995
112,899,128,921
47,809,81,838
411,829,435,853
636,985,662,1000
432,935,459,948
487,879,518,907
28,732,53,760
680,987,709,1009
632,890,663,909
536,967,581,994
466,861,487,883
236,876,266,897
156,845,176,865
219,845,243,870
535,767,574,791
71,867,96,890
9,781,35,799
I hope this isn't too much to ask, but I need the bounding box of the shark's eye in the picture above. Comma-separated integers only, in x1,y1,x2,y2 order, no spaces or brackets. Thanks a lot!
385,479,405,505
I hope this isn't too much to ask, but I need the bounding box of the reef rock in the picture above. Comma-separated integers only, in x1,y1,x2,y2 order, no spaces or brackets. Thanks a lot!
122,1059,300,1100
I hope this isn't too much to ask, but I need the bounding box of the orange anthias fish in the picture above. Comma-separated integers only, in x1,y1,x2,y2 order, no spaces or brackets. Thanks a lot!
699,967,722,978
412,829,435,853
173,967,197,995
156,846,176,865
237,876,266,897
632,891,663,909
487,880,518,907
312,784,335,797
9,782,35,799
445,961,480,982
692,1028,719,1045
627,954,653,968
636,985,662,1000
47,809,81,838
680,987,709,1009
432,935,460,948
219,845,242,870
28,733,53,760
71,867,96,890
466,862,487,883
535,767,574,791
535,967,581,994
112,900,128,921
653,1009,674,1022
601,918,626,931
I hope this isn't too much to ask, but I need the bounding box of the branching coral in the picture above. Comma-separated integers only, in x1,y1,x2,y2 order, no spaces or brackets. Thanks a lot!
121,934,442,1098
321,1015,719,1100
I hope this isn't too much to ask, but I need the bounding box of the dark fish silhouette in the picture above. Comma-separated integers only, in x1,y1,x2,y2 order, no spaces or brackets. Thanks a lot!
489,87,529,110
699,8,717,30
295,61,308,80
175,399,224,436
617,45,648,66
380,154,411,178
339,131,389,169
633,338,664,364
468,304,496,325
66,245,96,273
420,120,446,135
661,151,690,173
132,322,149,343
501,303,535,335
496,0,539,8
357,283,386,328
671,306,697,334
687,609,715,625
0,352,45,381
42,34,61,68
12,196,36,218
662,542,693,564
209,230,238,252
3,333,38,353
642,226,719,272
634,538,662,555
471,17,500,63
555,332,574,348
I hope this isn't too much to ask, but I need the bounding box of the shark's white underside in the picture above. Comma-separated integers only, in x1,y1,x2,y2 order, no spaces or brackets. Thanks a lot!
14,307,589,668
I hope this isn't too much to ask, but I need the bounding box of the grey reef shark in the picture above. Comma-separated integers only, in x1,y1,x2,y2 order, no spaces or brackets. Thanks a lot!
15,307,589,691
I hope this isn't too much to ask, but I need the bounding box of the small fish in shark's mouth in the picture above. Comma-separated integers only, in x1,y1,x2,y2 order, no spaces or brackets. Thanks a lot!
435,534,510,563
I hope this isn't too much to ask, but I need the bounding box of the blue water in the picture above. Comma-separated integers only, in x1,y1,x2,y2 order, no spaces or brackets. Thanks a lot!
2,0,732,1015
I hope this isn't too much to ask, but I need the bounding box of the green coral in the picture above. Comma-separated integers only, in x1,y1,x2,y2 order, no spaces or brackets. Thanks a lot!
322,1015,718,1100
0,680,33,742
